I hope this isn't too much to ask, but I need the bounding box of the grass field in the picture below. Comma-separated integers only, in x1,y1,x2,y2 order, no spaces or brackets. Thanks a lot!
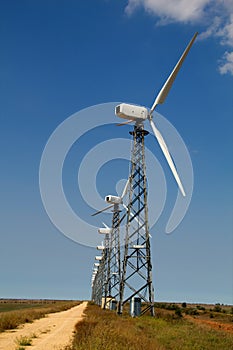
0,299,81,332
67,302,233,350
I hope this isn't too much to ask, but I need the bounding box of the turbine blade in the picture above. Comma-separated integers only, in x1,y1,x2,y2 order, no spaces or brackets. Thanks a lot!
150,32,198,114
121,178,130,198
91,204,114,217
102,222,110,229
150,119,186,196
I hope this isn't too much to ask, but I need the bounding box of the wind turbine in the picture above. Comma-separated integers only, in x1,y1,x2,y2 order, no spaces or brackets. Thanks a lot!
116,32,198,197
115,33,198,316
91,179,129,217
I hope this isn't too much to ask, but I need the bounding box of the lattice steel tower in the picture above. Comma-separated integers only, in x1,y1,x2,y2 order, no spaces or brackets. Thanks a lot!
91,230,110,307
118,124,155,316
103,204,121,309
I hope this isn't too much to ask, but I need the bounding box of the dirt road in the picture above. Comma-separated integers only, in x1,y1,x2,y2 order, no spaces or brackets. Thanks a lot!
0,301,87,350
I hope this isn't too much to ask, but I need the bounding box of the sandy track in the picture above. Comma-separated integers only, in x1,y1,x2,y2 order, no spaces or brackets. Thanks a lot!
0,301,87,350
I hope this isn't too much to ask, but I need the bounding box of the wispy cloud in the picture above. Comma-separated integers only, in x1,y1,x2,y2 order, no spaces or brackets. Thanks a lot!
125,0,210,23
219,51,233,75
125,0,233,75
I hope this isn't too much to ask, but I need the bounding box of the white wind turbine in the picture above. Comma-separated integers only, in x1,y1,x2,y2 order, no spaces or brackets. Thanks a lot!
91,179,129,217
115,32,198,197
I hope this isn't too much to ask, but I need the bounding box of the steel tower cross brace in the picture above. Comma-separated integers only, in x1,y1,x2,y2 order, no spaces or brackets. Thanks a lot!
103,204,121,309
118,124,155,316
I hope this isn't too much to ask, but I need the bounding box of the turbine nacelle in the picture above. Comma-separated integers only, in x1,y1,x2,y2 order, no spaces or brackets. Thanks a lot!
95,256,103,261
115,103,148,122
98,227,112,234
105,195,122,204
92,179,130,217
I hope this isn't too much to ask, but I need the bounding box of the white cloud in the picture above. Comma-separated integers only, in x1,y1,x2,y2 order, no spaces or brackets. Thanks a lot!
198,13,233,48
219,51,233,75
125,0,211,23
125,0,233,75
219,14,233,47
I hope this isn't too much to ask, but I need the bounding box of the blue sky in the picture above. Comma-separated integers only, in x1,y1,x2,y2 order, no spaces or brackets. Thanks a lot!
0,1,232,304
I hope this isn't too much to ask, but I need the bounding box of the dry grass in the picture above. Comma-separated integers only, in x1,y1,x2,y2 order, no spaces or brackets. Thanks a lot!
67,305,160,350
0,300,81,332
66,303,233,350
15,335,33,346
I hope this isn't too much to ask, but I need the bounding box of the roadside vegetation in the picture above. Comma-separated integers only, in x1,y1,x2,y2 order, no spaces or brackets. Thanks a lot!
67,302,233,350
0,299,81,332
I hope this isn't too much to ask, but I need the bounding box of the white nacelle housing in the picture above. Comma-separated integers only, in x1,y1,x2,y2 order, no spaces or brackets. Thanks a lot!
105,195,122,204
115,103,148,121
132,245,145,249
98,227,112,235
95,256,103,261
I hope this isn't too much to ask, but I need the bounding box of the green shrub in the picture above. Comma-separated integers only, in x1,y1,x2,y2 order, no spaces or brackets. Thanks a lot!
16,336,32,346
184,308,199,316
175,308,183,318
213,305,222,312
196,305,205,311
